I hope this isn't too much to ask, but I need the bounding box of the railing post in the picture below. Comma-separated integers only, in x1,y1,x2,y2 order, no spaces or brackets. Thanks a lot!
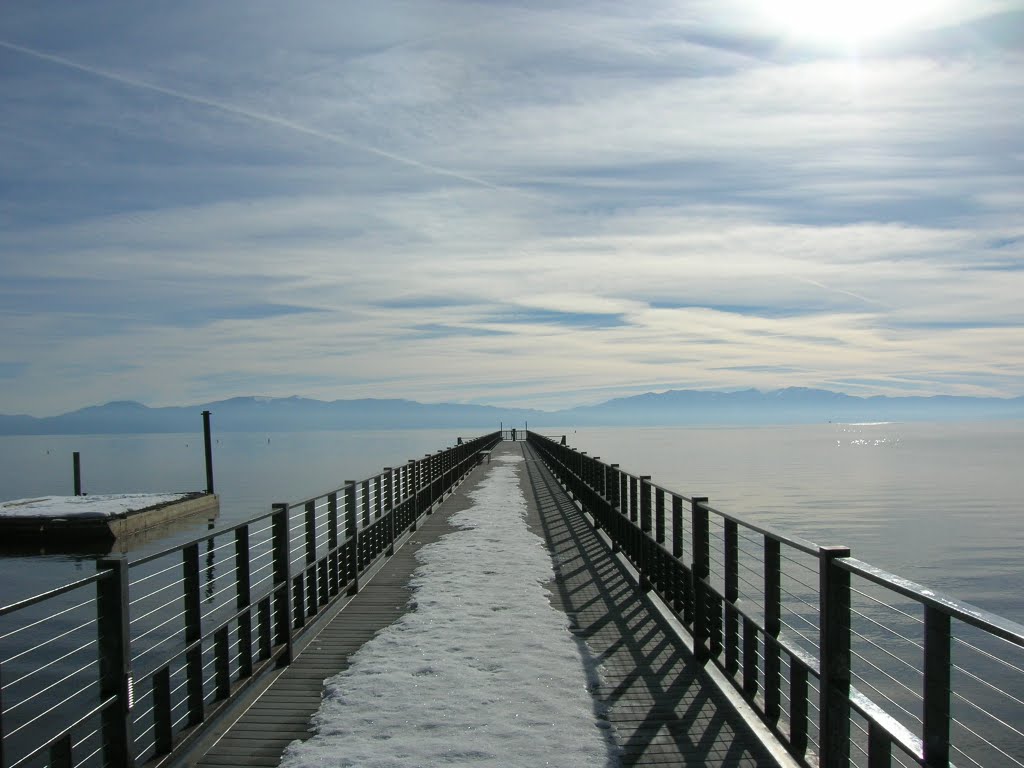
362,479,371,528
724,519,739,676
97,556,134,768
764,536,782,724
153,666,172,755
923,606,951,767
304,500,317,618
344,482,359,595
424,454,434,512
182,543,205,726
214,626,230,701
790,660,810,758
234,525,253,679
327,492,339,595
610,464,621,553
691,497,710,662
655,488,665,545
271,503,293,665
639,476,652,592
868,721,891,768
50,734,72,768
407,460,417,532
629,476,638,523
672,494,685,616
743,617,759,698
0,661,5,768
819,545,852,768
384,468,396,556
600,462,613,532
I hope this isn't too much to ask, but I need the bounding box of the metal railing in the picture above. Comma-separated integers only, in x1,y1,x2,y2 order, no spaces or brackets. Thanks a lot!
0,432,500,768
527,431,1024,768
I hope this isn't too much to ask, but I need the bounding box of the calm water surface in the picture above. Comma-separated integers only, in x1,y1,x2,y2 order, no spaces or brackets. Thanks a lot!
1,422,1022,621
551,421,1024,621
0,429,468,604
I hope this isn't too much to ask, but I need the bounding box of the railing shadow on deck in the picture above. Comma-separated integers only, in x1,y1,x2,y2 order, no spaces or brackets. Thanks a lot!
0,432,500,768
520,444,777,766
526,431,1024,768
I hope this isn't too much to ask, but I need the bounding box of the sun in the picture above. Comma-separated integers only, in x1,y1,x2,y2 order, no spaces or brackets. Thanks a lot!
762,0,950,49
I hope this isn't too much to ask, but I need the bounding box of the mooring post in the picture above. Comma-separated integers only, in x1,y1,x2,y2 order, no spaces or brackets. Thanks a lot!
202,410,214,494
73,451,82,496
819,545,852,767
97,556,133,768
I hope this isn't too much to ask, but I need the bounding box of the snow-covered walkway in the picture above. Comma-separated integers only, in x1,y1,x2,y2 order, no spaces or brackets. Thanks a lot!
278,453,618,768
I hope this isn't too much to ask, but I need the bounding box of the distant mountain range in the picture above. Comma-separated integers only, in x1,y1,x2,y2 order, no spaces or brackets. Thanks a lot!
1,388,1023,435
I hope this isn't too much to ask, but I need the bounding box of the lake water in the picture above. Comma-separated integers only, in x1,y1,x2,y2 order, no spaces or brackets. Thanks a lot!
554,420,1024,621
0,429,468,604
0,421,1022,765
1,421,1022,620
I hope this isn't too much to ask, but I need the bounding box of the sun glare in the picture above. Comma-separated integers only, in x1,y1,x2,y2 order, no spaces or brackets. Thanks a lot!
764,0,951,48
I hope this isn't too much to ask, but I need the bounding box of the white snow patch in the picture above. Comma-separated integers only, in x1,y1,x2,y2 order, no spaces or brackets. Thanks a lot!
0,493,189,519
280,453,617,768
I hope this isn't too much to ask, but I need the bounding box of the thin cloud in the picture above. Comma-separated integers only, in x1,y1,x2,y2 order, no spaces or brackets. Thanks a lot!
0,39,535,199
0,2,1022,413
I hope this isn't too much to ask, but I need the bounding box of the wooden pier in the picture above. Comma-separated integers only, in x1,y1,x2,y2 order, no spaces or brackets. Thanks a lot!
191,441,783,767
4,430,1023,768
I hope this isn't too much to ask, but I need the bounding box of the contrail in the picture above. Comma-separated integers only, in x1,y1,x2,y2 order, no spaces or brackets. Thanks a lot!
795,276,888,307
0,39,526,196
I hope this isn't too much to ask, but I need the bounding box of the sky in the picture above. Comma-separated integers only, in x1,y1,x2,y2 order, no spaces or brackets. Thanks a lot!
278,453,617,768
1,0,1023,416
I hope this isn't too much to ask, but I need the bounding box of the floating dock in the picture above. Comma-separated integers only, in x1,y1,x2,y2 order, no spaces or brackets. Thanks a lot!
0,491,219,546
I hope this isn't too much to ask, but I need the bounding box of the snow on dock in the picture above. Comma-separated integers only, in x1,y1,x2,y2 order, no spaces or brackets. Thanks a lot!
1,493,191,519
279,452,615,768
0,491,219,544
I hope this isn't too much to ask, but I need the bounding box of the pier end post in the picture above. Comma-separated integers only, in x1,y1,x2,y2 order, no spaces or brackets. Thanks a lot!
819,544,852,767
73,451,82,496
202,410,214,494
97,556,134,768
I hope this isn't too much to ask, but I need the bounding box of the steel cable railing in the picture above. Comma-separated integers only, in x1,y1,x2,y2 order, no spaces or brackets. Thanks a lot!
1,431,499,768
527,430,1024,768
